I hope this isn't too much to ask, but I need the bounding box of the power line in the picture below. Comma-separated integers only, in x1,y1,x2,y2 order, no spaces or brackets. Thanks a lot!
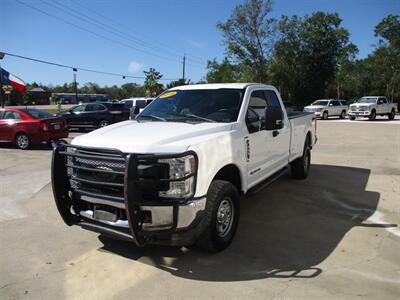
43,0,197,64
16,0,187,66
1,51,181,81
69,0,207,65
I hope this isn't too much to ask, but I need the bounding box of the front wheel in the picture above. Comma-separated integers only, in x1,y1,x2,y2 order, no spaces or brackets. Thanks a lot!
98,119,110,128
196,180,240,252
388,109,395,120
369,110,376,121
15,133,31,150
340,110,346,119
349,116,356,120
291,140,311,180
322,111,328,120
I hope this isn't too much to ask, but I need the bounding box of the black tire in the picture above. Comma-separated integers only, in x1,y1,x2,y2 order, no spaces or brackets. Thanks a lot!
322,111,328,120
15,133,31,150
349,116,356,120
291,139,311,180
369,109,376,121
196,180,240,252
98,119,110,128
388,109,395,120
340,110,346,119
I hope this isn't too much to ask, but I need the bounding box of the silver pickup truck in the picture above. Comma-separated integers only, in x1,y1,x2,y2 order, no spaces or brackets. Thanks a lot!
348,96,397,120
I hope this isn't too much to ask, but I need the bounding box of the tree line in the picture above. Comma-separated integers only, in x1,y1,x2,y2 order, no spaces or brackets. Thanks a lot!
24,0,399,106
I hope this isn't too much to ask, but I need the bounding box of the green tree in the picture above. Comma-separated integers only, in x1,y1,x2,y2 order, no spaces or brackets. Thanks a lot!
205,58,242,83
143,68,164,97
269,12,357,104
217,0,277,83
166,78,191,89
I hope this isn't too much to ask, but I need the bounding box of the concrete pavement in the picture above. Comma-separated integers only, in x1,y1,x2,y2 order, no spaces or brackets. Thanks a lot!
0,121,399,299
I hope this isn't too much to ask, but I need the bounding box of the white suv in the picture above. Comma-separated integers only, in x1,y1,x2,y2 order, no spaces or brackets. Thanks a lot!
303,99,348,120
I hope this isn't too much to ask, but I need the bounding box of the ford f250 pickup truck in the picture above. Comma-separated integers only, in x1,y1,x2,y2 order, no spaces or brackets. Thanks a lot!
348,96,397,120
52,83,316,252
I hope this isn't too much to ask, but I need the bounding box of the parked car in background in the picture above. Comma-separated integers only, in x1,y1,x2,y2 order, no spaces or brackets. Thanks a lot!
0,108,68,149
57,102,130,130
120,97,154,119
348,96,397,120
303,99,348,120
52,83,317,252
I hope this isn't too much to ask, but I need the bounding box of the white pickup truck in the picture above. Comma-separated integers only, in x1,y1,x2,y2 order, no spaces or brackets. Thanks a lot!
303,99,348,120
348,96,397,120
52,83,316,252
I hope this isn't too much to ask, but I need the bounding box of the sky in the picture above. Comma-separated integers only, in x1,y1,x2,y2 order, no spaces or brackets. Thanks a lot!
1,0,399,87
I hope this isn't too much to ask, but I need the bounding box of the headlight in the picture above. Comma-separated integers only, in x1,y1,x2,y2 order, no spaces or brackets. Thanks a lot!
158,154,197,199
316,108,323,112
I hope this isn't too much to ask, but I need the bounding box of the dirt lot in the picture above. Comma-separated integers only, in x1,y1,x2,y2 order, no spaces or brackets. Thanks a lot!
1,118,399,300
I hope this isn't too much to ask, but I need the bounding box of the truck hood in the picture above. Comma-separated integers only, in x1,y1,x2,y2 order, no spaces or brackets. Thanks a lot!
304,105,325,110
71,120,233,153
350,103,375,108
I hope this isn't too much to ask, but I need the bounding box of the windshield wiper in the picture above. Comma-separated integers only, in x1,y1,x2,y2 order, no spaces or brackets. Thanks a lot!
137,115,167,122
168,112,216,123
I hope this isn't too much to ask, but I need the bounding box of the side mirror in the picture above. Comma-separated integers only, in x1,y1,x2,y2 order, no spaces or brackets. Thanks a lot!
329,103,333,106
131,106,140,119
264,106,283,130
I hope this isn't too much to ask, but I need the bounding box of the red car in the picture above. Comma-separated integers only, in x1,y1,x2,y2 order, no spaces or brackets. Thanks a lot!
0,108,68,149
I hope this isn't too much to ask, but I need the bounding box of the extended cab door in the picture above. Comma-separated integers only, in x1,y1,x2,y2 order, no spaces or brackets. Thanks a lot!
377,97,388,114
245,89,290,187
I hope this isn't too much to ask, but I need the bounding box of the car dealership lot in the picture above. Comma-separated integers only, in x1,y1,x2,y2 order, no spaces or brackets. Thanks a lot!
1,120,399,299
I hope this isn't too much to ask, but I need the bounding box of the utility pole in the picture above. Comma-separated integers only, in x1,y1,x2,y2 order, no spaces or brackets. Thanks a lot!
0,52,4,108
182,54,186,82
73,68,78,103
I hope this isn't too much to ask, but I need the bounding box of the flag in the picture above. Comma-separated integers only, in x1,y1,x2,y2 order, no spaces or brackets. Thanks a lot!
1,68,26,92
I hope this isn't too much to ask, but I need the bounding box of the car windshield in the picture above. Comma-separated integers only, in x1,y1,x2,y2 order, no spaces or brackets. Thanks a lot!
22,108,53,119
357,97,377,104
311,100,329,106
137,89,245,123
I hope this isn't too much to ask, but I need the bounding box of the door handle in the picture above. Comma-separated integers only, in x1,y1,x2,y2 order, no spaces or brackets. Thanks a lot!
273,130,279,137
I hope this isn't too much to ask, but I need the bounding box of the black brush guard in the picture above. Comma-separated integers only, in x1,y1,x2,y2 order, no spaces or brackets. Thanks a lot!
51,143,198,247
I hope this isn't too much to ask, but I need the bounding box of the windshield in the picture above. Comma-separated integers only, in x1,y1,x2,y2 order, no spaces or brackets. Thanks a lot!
138,89,245,123
311,100,329,106
22,108,53,119
357,97,377,104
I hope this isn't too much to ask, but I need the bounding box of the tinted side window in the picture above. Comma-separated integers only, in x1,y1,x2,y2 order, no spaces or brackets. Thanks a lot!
0,111,4,119
3,111,23,119
135,100,147,108
72,105,85,113
331,100,340,106
340,100,347,106
378,98,387,104
264,90,282,109
246,90,267,134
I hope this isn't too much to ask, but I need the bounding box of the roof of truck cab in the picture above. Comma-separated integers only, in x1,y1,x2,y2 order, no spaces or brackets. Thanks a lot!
168,83,275,90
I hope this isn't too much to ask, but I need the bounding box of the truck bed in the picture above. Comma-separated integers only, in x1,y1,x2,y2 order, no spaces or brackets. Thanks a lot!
287,111,314,119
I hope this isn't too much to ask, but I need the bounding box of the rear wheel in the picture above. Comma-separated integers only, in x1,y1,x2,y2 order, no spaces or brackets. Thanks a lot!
369,110,376,121
15,133,31,150
98,120,110,128
291,139,311,180
196,180,240,252
388,109,395,120
340,110,346,119
322,111,328,120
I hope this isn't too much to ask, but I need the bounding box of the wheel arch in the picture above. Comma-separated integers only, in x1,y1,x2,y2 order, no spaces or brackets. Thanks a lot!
212,164,244,195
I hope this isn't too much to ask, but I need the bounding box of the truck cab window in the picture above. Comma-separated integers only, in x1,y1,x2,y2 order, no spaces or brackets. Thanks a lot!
264,90,282,109
246,90,267,133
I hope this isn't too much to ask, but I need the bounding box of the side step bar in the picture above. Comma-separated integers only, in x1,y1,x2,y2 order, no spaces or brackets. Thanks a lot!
247,167,288,195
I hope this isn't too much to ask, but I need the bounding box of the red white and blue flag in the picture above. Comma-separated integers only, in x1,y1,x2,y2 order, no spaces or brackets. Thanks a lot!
1,68,26,92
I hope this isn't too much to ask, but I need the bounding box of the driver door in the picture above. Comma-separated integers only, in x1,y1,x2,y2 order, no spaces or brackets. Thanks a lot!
245,89,289,187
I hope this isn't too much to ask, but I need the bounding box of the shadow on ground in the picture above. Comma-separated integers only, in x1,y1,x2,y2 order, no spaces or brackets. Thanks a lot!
98,164,384,282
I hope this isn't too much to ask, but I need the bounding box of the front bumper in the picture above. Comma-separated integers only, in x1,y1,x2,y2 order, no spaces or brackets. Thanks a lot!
348,111,371,116
51,144,207,246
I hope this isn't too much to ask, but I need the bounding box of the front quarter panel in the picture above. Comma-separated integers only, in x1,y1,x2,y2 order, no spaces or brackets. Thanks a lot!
188,129,247,197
